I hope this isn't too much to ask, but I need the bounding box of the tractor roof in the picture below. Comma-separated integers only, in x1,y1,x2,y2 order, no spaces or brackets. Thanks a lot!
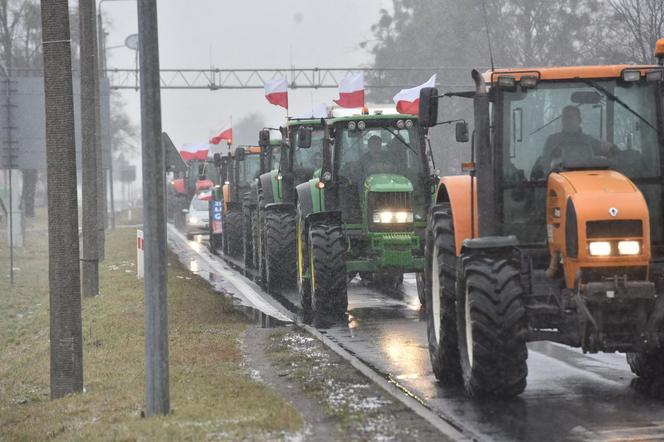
287,118,323,127
328,113,418,124
484,64,660,82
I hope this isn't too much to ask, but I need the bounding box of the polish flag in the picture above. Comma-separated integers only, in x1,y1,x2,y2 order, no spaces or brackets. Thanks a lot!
178,141,209,161
334,72,364,108
264,77,288,109
196,189,213,201
393,74,437,115
210,126,232,145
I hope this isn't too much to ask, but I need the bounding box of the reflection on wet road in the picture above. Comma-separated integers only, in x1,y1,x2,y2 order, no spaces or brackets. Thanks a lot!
172,231,664,441
324,275,664,441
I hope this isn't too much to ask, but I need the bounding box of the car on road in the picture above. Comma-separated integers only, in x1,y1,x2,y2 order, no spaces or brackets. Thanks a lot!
184,192,210,239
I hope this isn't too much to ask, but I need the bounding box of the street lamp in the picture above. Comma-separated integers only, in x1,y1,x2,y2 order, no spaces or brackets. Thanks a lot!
98,0,137,229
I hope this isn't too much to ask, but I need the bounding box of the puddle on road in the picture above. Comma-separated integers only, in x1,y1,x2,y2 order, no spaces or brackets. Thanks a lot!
170,236,288,329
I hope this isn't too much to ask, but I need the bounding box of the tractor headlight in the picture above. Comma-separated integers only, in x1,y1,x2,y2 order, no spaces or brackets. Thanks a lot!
373,210,413,224
348,121,357,131
405,119,414,128
618,240,640,255
396,119,405,129
589,241,611,256
357,121,366,131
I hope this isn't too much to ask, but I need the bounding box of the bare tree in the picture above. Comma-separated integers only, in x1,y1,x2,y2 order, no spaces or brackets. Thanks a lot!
608,0,664,63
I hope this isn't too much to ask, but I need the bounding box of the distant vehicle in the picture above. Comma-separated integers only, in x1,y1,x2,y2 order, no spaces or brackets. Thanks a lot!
183,192,210,240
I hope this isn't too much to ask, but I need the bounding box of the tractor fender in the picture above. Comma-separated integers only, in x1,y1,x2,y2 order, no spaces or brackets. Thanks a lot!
264,202,295,213
258,170,279,207
305,211,342,231
434,175,478,256
296,179,324,218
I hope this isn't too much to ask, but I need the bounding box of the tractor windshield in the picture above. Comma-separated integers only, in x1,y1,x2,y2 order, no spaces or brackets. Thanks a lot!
499,79,663,245
292,128,324,179
335,120,428,218
237,154,262,187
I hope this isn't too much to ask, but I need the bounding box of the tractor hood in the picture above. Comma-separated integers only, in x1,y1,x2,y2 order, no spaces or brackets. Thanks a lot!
558,169,638,194
364,174,413,193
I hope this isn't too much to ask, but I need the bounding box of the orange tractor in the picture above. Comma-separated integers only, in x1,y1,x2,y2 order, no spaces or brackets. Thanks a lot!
420,39,664,397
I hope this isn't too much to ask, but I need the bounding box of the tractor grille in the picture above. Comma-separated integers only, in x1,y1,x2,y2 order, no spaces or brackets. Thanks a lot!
368,191,413,232
369,191,412,211
586,220,643,238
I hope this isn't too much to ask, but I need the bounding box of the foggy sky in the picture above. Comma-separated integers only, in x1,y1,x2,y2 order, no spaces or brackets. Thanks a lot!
103,0,390,150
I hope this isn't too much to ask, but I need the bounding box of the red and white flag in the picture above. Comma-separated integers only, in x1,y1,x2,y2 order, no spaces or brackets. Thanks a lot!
178,141,209,161
393,74,437,115
334,72,364,108
264,77,288,109
197,189,213,201
210,125,232,145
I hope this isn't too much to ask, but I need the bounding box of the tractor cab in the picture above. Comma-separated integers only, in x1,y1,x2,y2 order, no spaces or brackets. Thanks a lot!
488,66,664,259
323,109,429,232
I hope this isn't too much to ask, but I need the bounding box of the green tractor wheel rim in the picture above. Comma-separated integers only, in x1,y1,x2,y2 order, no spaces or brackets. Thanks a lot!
465,286,473,368
432,243,441,344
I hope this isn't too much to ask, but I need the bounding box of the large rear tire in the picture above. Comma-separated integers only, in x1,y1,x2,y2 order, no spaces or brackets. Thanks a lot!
426,204,462,384
264,209,297,293
224,210,243,257
627,351,664,379
242,205,254,269
297,208,312,323
456,254,528,397
309,222,347,326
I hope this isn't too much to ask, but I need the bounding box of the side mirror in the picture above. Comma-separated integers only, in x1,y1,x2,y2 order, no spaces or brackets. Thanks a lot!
297,126,312,149
455,121,469,143
235,147,246,161
419,87,439,128
213,153,222,168
258,129,270,148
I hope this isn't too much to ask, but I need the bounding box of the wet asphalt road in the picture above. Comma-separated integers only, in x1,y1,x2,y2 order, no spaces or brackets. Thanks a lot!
170,230,664,441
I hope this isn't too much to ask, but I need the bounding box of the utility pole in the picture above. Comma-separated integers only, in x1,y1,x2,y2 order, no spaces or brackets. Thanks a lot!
80,0,99,297
40,0,83,398
137,0,169,415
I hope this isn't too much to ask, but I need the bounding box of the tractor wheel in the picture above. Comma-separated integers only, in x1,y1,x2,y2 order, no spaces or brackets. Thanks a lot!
242,206,254,269
264,209,297,293
252,206,261,271
426,204,462,384
209,233,222,253
309,222,347,326
416,272,426,306
627,350,664,379
224,211,243,257
297,207,312,323
456,253,528,397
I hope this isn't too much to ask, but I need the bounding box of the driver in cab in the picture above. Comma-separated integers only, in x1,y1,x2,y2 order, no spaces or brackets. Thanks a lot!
531,105,613,180
364,135,397,175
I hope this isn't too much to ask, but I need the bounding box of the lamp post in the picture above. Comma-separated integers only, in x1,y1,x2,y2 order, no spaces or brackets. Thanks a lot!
98,0,135,230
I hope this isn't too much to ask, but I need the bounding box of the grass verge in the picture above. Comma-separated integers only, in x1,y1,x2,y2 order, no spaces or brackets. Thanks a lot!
0,212,302,441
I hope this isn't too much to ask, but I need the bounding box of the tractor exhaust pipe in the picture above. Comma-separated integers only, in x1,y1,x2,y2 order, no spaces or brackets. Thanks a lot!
471,69,496,237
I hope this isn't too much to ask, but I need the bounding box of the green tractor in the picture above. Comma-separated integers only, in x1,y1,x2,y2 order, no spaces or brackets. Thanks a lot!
253,119,325,293
296,108,434,323
240,135,283,273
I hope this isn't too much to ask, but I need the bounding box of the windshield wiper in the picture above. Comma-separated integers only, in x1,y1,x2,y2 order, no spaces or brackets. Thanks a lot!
579,78,657,132
385,127,417,155
529,107,578,136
